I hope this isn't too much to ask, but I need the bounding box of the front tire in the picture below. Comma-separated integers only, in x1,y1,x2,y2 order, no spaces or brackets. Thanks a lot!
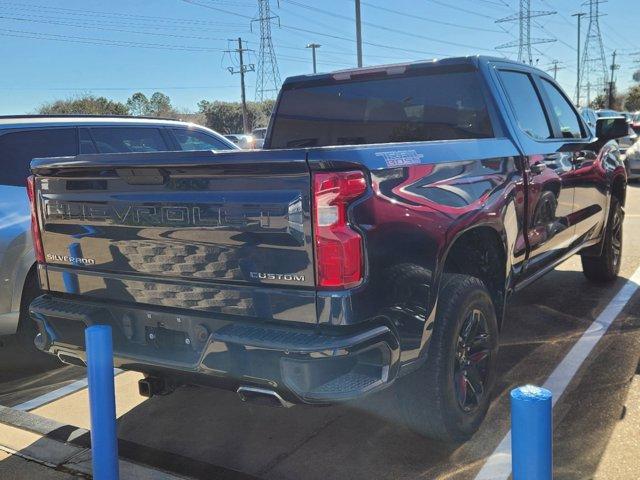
581,197,623,283
398,274,498,442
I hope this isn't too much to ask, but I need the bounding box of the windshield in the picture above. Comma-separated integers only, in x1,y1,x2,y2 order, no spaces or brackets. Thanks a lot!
269,68,494,148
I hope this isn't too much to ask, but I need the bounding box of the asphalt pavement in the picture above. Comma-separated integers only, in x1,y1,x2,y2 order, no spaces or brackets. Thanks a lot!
0,183,639,479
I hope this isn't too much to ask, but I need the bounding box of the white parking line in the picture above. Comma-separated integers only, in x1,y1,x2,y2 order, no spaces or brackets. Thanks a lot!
13,368,121,412
474,266,640,480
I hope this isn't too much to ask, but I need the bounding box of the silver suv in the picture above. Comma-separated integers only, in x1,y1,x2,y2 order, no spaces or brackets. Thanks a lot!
0,115,236,351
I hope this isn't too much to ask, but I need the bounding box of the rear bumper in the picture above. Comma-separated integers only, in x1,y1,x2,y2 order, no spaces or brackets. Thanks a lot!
29,295,401,404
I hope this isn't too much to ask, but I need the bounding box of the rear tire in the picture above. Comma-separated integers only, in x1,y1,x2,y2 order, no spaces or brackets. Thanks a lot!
398,274,498,442
581,197,623,283
16,272,61,367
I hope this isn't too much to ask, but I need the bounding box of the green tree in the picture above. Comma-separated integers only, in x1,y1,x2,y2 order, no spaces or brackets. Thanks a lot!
148,92,174,117
198,100,275,133
590,93,608,110
625,85,640,112
126,91,176,117
126,92,150,116
38,94,129,115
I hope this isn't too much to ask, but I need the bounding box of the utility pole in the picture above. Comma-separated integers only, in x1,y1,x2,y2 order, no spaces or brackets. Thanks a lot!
550,60,563,80
226,37,255,134
572,12,586,106
355,0,363,67
608,50,619,109
306,43,321,73
587,81,592,107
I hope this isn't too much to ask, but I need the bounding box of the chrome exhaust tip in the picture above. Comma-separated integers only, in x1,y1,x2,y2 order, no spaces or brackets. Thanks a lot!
237,386,294,408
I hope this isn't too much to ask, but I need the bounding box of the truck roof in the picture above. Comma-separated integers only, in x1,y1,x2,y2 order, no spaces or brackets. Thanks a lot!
282,55,545,86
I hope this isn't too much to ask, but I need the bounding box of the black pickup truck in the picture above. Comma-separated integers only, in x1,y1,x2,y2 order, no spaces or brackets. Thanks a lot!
27,56,628,441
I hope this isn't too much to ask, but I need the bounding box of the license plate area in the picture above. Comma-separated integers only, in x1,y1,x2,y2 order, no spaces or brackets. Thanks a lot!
145,326,189,350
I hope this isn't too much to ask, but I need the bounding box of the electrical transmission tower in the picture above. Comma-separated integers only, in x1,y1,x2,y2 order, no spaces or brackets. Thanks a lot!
496,0,556,65
252,0,281,101
578,0,608,106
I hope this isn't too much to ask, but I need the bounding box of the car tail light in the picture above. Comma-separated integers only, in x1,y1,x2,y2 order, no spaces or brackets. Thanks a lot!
312,170,367,289
26,175,45,264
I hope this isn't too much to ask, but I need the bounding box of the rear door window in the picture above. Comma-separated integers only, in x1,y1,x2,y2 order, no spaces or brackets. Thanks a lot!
90,127,168,153
269,68,494,148
0,128,77,186
499,70,552,140
172,129,233,151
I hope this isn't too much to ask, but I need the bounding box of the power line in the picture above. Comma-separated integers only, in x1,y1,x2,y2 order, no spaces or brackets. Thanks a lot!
601,18,638,51
361,0,504,33
0,85,244,91
0,1,245,26
0,27,228,52
281,0,500,52
279,23,450,57
425,0,495,20
0,15,249,41
180,0,252,19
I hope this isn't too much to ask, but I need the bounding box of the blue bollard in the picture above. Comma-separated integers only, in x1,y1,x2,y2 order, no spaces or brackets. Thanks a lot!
511,385,552,480
85,325,119,480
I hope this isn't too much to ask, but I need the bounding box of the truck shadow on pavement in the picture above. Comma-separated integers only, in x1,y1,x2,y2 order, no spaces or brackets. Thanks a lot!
107,268,640,480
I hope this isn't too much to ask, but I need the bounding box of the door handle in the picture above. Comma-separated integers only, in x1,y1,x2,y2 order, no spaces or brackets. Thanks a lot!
530,163,547,175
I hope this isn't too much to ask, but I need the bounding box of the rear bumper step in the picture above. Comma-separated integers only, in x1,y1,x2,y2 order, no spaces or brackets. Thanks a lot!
29,295,401,404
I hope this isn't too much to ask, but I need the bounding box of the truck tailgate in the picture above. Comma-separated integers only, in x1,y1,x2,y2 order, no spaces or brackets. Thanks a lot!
32,149,316,323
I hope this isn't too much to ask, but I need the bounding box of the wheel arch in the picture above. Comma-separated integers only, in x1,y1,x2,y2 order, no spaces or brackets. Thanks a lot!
611,173,626,206
438,224,508,329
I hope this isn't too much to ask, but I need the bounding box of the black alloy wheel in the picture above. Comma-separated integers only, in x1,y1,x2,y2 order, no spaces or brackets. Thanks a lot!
454,308,491,412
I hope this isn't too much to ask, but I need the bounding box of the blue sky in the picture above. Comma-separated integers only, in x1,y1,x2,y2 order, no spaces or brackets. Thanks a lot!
0,0,638,114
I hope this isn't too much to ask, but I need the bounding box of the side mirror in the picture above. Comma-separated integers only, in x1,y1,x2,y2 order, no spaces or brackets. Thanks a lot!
595,116,629,143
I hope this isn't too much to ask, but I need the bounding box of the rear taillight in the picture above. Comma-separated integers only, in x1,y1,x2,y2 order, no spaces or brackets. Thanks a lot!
312,170,367,289
26,175,45,264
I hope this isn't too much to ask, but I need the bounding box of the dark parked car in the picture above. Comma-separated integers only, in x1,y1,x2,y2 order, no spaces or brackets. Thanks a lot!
27,57,627,442
0,116,235,352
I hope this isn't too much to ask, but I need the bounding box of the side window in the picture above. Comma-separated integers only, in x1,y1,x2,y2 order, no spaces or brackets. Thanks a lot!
0,128,77,186
540,79,584,139
499,70,552,140
79,128,97,154
172,129,232,151
90,127,168,153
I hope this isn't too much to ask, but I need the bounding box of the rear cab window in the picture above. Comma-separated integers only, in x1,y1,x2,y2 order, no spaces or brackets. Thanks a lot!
269,66,494,148
0,128,77,186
